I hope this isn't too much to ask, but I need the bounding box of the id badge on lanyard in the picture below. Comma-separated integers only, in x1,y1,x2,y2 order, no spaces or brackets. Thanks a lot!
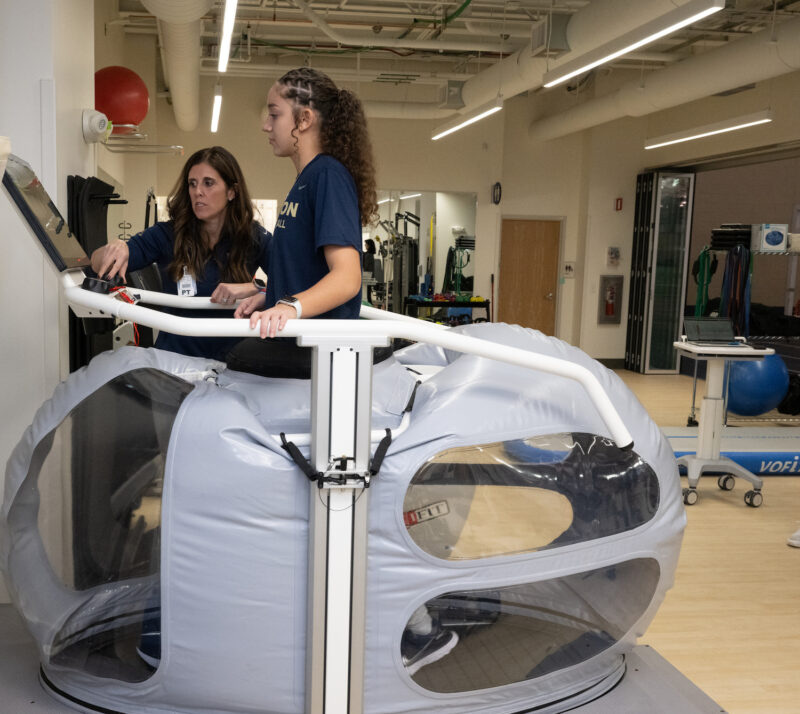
178,266,197,296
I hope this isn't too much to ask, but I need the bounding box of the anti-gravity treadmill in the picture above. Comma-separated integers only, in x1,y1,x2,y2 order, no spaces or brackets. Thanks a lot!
1,152,722,714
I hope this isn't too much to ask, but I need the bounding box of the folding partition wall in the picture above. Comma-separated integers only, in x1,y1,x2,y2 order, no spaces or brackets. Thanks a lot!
626,171,695,374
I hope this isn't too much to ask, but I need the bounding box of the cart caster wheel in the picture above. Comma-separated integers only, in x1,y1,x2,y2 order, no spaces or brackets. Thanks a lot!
744,490,763,508
683,487,699,506
717,474,735,491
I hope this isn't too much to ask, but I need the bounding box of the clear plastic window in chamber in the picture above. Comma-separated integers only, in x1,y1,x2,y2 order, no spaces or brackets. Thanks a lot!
401,432,662,690
7,368,194,683
405,559,660,692
403,432,660,560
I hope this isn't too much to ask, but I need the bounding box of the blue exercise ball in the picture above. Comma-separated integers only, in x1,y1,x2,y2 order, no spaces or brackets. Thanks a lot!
727,354,789,416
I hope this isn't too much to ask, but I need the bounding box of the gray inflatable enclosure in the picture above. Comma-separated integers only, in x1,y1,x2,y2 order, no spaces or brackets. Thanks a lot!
1,322,685,714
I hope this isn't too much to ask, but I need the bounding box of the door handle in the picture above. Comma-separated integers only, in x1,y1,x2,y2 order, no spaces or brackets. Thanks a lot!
545,292,554,301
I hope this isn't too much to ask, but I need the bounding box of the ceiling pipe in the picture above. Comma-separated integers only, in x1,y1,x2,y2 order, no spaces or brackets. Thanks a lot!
291,0,512,54
464,20,541,39
271,0,706,126
141,0,214,132
255,98,452,121
135,0,762,137
529,16,800,143
362,102,453,120
455,0,705,121
564,0,702,52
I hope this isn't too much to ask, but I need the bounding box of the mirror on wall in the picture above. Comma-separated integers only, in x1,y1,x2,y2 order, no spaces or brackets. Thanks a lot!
367,189,477,314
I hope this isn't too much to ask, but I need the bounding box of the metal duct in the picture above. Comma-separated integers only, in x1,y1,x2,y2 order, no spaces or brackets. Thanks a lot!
564,0,698,52
529,16,800,142
292,0,511,54
341,0,703,126
458,0,699,119
141,0,214,132
363,102,453,120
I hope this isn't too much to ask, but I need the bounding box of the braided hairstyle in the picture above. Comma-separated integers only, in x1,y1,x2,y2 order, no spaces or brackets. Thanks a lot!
166,146,257,283
276,68,378,227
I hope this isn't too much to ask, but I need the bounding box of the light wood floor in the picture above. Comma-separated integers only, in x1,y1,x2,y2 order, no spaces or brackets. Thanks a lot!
616,369,800,714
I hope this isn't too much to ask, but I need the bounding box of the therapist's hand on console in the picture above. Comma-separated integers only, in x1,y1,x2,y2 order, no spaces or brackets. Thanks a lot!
90,239,130,282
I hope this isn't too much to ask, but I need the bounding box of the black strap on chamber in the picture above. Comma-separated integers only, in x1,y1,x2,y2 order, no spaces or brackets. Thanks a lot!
369,429,392,477
364,380,418,478
403,380,422,413
280,432,321,482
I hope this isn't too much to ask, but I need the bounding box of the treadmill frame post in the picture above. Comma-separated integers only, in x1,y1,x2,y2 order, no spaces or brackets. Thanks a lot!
301,335,385,714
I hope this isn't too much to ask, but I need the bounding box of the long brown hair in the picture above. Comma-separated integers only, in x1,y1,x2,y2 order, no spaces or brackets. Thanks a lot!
276,68,378,227
166,146,256,282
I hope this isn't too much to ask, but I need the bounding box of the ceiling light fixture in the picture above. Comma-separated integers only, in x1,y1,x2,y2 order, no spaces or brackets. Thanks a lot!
210,84,223,133
542,0,724,89
218,0,239,73
644,110,773,150
399,193,421,200
431,96,503,141
377,197,393,205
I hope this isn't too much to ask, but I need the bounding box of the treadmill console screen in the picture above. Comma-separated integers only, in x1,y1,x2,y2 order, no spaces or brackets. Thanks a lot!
2,154,89,272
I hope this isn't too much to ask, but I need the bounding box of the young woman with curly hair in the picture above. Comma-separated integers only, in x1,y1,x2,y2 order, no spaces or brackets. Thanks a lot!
91,146,271,360
234,67,378,341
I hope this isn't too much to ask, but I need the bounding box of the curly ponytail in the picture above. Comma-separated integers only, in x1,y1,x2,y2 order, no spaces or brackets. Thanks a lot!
277,68,378,227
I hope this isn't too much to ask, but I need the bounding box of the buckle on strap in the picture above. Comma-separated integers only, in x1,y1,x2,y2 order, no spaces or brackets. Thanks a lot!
279,428,393,487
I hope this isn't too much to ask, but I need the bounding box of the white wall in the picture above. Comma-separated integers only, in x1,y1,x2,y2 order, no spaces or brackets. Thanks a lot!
576,121,641,357
155,75,296,203
0,0,95,603
495,92,586,343
577,98,647,358
94,1,160,236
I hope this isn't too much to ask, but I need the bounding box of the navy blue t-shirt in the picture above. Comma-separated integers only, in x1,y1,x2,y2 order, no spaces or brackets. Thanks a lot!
267,154,362,318
127,220,271,360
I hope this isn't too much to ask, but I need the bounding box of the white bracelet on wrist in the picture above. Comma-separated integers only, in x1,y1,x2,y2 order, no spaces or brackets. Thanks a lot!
276,296,302,318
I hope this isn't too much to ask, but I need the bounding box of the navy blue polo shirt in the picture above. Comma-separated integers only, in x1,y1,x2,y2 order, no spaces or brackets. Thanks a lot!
266,154,362,318
127,220,271,359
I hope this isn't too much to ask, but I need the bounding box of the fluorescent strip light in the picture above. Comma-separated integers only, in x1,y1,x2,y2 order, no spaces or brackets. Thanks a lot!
399,193,421,200
218,0,239,73
542,0,724,88
644,110,773,150
210,85,223,133
377,198,392,205
432,96,503,141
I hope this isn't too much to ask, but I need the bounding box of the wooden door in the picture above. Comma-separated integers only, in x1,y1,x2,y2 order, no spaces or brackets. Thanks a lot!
498,219,560,334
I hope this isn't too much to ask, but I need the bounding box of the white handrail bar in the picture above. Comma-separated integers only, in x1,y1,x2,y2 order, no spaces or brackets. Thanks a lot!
116,286,448,327
109,286,234,310
63,275,633,449
359,303,448,327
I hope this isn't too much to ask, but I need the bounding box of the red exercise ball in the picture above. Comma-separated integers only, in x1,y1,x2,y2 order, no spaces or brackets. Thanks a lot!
95,66,149,129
